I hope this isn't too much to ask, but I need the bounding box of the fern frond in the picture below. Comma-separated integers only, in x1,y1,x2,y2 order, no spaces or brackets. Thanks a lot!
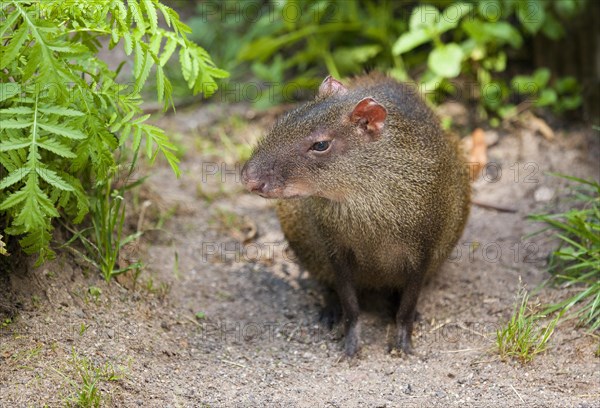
0,0,227,263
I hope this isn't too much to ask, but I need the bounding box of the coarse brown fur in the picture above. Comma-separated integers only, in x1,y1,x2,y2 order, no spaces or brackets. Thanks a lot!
242,73,470,357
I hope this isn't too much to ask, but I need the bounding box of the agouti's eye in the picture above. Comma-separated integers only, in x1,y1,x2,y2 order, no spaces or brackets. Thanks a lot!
311,141,330,152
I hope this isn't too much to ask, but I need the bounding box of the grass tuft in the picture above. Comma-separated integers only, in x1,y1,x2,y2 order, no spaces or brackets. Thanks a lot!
530,174,600,331
497,281,562,364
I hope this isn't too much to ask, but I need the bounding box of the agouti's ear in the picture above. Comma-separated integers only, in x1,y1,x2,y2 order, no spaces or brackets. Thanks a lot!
318,75,348,98
350,97,387,139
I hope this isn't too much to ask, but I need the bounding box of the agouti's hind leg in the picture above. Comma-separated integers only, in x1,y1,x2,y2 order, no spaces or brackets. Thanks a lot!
318,288,342,330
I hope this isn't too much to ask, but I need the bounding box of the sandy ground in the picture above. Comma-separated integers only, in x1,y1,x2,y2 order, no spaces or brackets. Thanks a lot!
0,103,599,407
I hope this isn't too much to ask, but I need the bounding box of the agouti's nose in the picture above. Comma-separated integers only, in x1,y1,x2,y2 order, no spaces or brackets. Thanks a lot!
241,162,267,194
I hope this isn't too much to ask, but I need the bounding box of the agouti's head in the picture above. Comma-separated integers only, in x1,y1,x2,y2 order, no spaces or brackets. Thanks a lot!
241,76,387,201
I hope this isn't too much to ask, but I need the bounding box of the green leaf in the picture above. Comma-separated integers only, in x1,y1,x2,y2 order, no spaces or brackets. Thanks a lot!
541,13,565,40
159,37,178,66
440,3,473,30
0,120,32,129
142,0,158,31
0,168,30,190
38,122,86,140
156,65,165,102
0,187,28,210
38,107,85,116
533,68,551,88
36,167,75,191
37,139,77,158
136,49,153,90
478,0,502,22
0,24,29,69
123,31,133,55
0,107,34,115
517,0,546,34
180,48,192,83
554,0,580,18
0,138,30,151
332,45,381,73
393,30,430,55
428,43,464,78
15,175,59,229
559,95,582,111
463,20,522,48
0,8,20,38
512,74,538,95
410,5,440,30
535,88,557,107
0,83,21,102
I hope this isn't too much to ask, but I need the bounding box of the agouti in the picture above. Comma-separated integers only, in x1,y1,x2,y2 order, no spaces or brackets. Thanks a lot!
241,74,470,357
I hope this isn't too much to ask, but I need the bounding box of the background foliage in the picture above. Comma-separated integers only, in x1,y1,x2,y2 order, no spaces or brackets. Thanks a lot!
188,0,586,116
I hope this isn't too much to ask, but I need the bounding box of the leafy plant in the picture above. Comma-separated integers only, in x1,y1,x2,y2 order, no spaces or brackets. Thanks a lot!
63,176,144,282
529,174,600,331
0,1,228,265
206,0,586,116
497,281,562,364
392,0,585,119
511,69,582,114
190,1,406,108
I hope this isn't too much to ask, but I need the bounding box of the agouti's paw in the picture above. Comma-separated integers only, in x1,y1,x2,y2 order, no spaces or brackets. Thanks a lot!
389,325,414,356
319,303,342,330
342,323,361,357
344,332,360,357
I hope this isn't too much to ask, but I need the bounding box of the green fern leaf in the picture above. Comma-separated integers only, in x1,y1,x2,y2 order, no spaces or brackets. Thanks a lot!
37,139,76,158
35,166,75,191
0,23,29,69
136,49,153,90
0,167,30,190
1,120,33,129
180,48,192,83
157,3,172,27
17,227,54,263
38,122,86,140
0,186,28,210
133,40,143,79
0,83,21,102
142,0,158,31
156,65,165,102
0,139,31,151
129,0,143,27
14,175,59,230
0,107,34,115
123,30,133,55
38,107,85,116
159,36,178,66
0,8,20,38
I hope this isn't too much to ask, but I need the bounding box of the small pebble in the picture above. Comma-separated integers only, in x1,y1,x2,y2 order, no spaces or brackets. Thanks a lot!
534,186,554,202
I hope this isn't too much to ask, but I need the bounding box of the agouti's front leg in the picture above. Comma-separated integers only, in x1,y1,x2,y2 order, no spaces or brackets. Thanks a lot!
394,276,424,355
332,252,361,357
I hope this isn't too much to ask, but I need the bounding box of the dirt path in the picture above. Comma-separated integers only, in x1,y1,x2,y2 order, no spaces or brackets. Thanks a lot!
1,104,598,407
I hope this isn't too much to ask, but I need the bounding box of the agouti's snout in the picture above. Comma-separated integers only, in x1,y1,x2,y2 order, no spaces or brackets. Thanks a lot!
240,162,265,194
